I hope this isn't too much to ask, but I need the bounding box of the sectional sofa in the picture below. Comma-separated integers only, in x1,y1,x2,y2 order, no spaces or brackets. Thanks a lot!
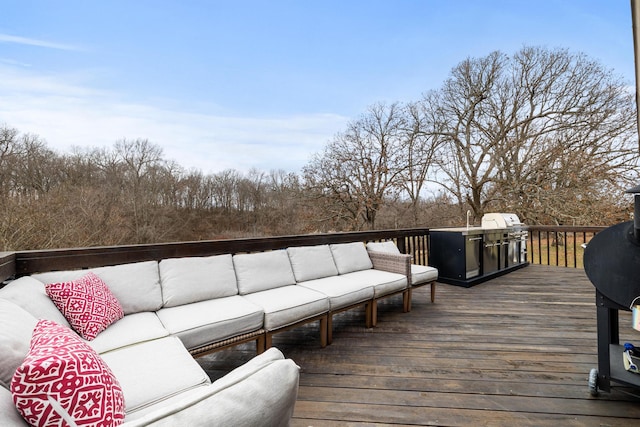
0,240,436,426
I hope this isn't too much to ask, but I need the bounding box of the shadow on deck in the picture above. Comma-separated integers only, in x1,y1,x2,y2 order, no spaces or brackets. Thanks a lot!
197,265,640,426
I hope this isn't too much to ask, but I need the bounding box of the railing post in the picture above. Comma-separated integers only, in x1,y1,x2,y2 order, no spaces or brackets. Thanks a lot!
397,238,407,255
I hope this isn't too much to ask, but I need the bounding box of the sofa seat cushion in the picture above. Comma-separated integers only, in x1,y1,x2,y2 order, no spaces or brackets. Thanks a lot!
88,312,170,355
101,336,210,415
243,286,329,330
411,264,439,285
330,242,373,274
234,251,297,295
366,241,438,286
297,276,374,310
0,299,38,389
287,245,339,282
121,348,299,426
156,296,264,350
0,277,70,328
159,254,238,307
45,272,125,341
32,260,163,315
0,385,24,426
342,269,408,298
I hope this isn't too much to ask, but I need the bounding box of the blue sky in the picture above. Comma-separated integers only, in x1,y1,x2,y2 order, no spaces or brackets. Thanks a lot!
0,0,634,174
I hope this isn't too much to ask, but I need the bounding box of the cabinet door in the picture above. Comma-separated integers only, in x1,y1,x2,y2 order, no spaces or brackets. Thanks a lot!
465,236,481,278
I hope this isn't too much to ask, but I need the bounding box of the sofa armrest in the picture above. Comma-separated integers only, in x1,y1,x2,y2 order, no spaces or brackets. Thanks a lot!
367,250,411,279
124,348,300,427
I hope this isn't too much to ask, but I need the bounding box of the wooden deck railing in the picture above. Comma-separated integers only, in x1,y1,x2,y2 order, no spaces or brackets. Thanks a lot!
0,229,431,283
0,224,611,283
526,225,606,268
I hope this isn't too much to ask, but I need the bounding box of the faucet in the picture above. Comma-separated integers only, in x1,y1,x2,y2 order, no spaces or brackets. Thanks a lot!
466,210,471,229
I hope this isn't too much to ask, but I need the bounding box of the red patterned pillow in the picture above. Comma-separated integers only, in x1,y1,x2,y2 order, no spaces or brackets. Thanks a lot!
46,272,124,340
11,319,125,426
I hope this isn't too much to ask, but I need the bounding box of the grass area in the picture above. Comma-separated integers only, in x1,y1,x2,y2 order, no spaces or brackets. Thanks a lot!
528,233,592,268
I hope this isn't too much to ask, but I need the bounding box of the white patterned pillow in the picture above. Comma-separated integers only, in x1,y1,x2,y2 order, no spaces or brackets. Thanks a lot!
11,319,125,426
46,272,124,340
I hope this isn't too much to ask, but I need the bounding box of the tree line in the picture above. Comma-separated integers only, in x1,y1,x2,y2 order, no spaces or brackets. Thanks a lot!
305,46,639,230
2,46,638,251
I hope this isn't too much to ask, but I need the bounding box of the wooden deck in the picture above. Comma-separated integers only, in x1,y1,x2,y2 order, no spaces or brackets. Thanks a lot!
197,265,640,426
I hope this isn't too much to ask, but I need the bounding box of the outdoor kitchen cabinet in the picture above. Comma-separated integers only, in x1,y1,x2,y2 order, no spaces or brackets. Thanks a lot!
428,227,528,287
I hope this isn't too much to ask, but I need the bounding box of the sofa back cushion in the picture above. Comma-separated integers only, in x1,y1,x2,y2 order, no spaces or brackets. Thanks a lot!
287,245,339,283
0,299,38,389
32,260,162,315
0,276,71,327
159,254,238,307
233,250,296,295
330,242,373,274
366,241,402,255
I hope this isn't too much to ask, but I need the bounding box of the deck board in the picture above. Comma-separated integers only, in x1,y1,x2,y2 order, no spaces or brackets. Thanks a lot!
197,265,640,425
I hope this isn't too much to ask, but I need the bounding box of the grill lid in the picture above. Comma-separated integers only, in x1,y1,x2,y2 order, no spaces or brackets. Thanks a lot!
481,213,523,229
584,185,640,309
584,220,640,309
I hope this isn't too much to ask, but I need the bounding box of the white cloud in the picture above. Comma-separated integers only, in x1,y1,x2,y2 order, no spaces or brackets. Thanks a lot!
0,33,83,51
0,65,347,174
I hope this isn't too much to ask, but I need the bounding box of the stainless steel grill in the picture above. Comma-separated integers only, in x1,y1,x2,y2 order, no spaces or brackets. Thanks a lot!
481,213,528,266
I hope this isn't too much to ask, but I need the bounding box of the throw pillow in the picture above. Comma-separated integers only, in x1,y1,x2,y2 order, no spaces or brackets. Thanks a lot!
11,319,125,426
46,272,124,340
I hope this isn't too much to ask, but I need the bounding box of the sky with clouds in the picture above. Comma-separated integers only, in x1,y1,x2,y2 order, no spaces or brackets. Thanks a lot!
0,0,635,174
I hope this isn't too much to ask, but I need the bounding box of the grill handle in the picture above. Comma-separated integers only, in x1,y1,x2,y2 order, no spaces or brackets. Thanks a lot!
626,184,640,243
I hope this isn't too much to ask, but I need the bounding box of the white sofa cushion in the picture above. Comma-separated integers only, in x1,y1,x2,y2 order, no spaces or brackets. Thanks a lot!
0,276,70,327
366,240,402,255
297,276,374,310
330,242,373,274
122,348,299,427
101,336,210,415
367,241,438,285
0,299,37,389
32,260,163,315
159,254,238,307
411,264,439,285
157,295,264,350
233,250,296,295
342,269,408,298
287,245,339,282
0,385,24,426
88,312,170,354
243,285,329,330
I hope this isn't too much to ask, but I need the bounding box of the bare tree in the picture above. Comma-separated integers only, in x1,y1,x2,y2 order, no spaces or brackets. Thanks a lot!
431,50,506,222
303,103,407,230
431,46,638,224
398,99,445,225
114,138,165,242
